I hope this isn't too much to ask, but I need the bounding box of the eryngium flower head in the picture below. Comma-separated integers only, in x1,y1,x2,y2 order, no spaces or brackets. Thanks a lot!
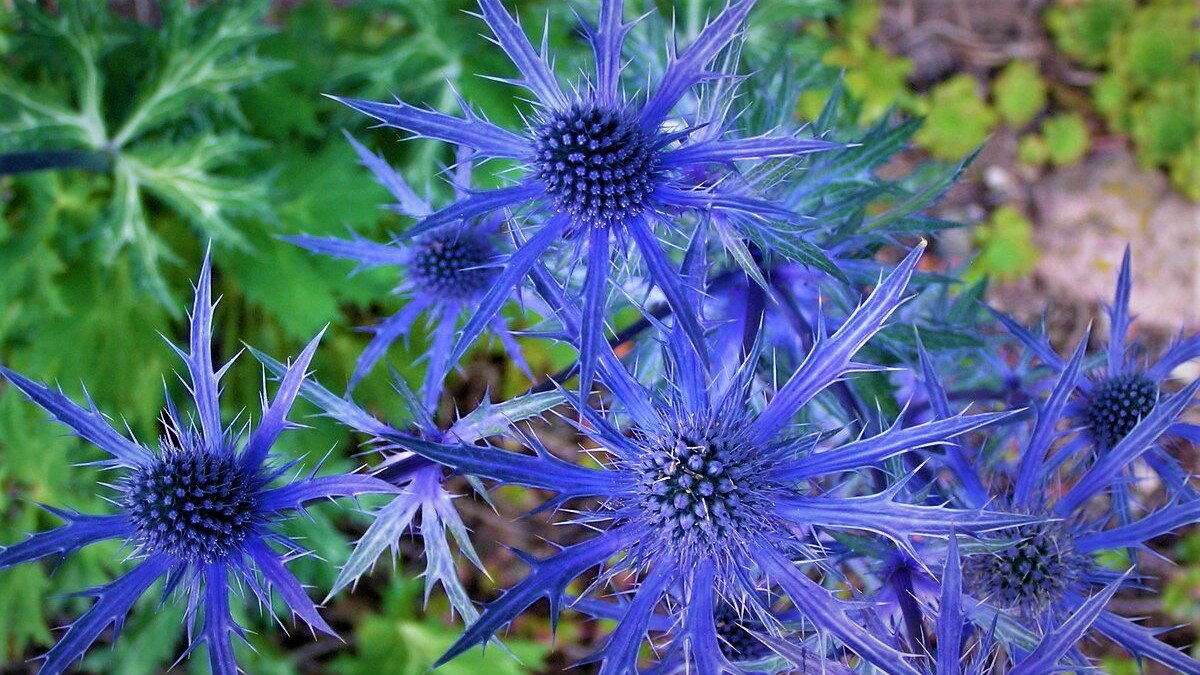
122,440,262,563
917,328,1200,672
330,0,839,396
990,247,1198,468
913,535,1126,675
1083,371,1158,450
385,244,1033,673
960,521,1086,615
531,102,661,226
249,346,566,623
287,136,526,406
0,256,396,675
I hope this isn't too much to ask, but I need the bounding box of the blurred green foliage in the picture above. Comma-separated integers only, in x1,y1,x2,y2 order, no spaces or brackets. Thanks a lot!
993,61,1048,128
967,206,1039,283
814,0,917,121
914,75,998,161
809,0,1197,201
1048,0,1200,198
331,578,549,674
1041,113,1092,166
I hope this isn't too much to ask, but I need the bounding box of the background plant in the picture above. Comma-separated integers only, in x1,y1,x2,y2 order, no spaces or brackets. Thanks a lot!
0,1,1195,673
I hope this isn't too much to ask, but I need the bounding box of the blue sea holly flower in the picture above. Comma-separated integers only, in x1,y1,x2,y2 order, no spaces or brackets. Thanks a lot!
989,247,1199,487
380,244,1033,673
286,137,529,408
332,0,839,395
249,344,566,625
917,333,1200,671
888,535,1128,675
0,256,397,675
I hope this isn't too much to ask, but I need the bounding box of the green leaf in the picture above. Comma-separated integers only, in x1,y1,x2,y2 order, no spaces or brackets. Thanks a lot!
1017,134,1048,166
914,75,998,160
103,162,178,309
0,565,53,660
822,15,916,124
109,0,281,147
81,600,186,675
992,60,1047,127
1129,80,1200,166
968,205,1039,282
10,255,173,434
331,580,549,675
1169,136,1200,200
1041,113,1091,166
752,224,848,282
2,1,283,311
1117,2,1196,90
229,142,394,341
125,134,271,249
1045,0,1134,66
1091,71,1132,131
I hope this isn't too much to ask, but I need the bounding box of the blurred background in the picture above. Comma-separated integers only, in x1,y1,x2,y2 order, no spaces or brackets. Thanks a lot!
0,0,1196,672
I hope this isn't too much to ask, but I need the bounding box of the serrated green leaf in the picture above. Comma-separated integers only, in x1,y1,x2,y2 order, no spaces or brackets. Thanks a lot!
110,0,280,147
125,134,271,249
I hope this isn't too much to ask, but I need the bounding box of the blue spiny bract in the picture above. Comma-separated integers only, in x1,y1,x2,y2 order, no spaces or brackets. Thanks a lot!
285,136,525,407
381,245,1036,674
247,347,568,624
0,255,397,675
916,322,1200,672
329,0,841,397
991,247,1199,481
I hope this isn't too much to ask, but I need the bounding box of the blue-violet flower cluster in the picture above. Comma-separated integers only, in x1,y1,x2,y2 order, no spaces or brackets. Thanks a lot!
1,1,1196,673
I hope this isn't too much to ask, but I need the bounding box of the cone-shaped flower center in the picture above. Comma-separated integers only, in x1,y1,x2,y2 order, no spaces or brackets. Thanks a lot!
963,522,1084,614
408,228,498,301
124,450,260,563
1085,373,1158,449
532,103,660,227
635,424,765,555
714,604,771,661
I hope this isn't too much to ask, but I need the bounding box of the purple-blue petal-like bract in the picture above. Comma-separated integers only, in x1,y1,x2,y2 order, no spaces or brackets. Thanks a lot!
331,0,841,397
382,243,1051,673
0,254,398,675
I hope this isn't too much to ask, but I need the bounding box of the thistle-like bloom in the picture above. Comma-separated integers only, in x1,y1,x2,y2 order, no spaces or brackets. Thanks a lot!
332,0,837,395
380,244,1032,673
916,330,1200,671
251,345,564,624
901,536,1126,675
0,257,397,675
989,248,1199,488
286,137,528,407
